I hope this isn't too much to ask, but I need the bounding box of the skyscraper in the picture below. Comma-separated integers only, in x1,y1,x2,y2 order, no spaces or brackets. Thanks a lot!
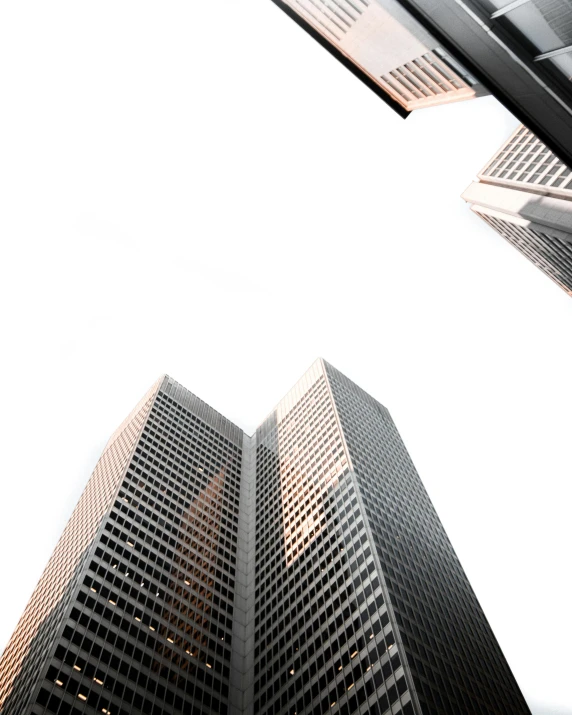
270,0,572,167
463,123,572,295
390,0,572,167
269,0,489,116
0,361,532,715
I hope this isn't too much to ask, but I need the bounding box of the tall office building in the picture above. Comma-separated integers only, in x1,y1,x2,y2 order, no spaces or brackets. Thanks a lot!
269,0,489,116
463,123,572,295
270,0,572,167
0,361,532,715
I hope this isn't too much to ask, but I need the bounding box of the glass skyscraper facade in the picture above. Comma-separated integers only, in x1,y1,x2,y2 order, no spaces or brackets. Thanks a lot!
0,362,531,715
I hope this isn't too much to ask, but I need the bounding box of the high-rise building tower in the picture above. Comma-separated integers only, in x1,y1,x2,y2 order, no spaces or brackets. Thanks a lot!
0,362,532,715
0,379,243,715
463,123,572,295
269,0,489,116
270,0,572,166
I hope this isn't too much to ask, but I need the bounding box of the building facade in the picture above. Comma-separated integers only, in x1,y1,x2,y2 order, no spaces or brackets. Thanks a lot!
0,362,532,715
270,0,572,166
396,0,572,166
269,0,488,115
463,123,572,295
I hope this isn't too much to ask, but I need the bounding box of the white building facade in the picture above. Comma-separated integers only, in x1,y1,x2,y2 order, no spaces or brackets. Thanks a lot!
463,124,572,295
272,0,488,111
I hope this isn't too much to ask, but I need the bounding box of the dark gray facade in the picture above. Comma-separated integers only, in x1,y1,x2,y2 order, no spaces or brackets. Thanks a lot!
0,363,532,715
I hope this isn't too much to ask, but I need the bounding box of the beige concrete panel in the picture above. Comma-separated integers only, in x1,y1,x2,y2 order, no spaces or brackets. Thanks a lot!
340,2,430,75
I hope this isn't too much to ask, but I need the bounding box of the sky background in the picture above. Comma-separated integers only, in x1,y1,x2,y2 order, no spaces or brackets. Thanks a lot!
0,1,571,713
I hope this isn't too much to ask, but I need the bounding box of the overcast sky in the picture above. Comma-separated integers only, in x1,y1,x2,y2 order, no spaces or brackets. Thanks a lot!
1,1,571,713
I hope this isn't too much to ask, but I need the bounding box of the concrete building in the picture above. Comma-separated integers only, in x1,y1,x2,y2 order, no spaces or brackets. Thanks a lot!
396,0,572,166
271,0,572,166
269,0,489,115
0,362,532,715
463,123,572,295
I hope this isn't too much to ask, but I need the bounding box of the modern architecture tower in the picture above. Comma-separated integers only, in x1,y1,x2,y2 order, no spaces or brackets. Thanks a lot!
0,362,532,715
269,0,489,116
463,123,572,295
395,0,572,167
270,0,572,166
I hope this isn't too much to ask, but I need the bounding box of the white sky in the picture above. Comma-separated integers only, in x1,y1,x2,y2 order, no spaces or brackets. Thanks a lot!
0,2,571,713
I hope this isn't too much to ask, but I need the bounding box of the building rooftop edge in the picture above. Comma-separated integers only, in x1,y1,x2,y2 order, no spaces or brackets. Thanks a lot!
147,360,391,443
